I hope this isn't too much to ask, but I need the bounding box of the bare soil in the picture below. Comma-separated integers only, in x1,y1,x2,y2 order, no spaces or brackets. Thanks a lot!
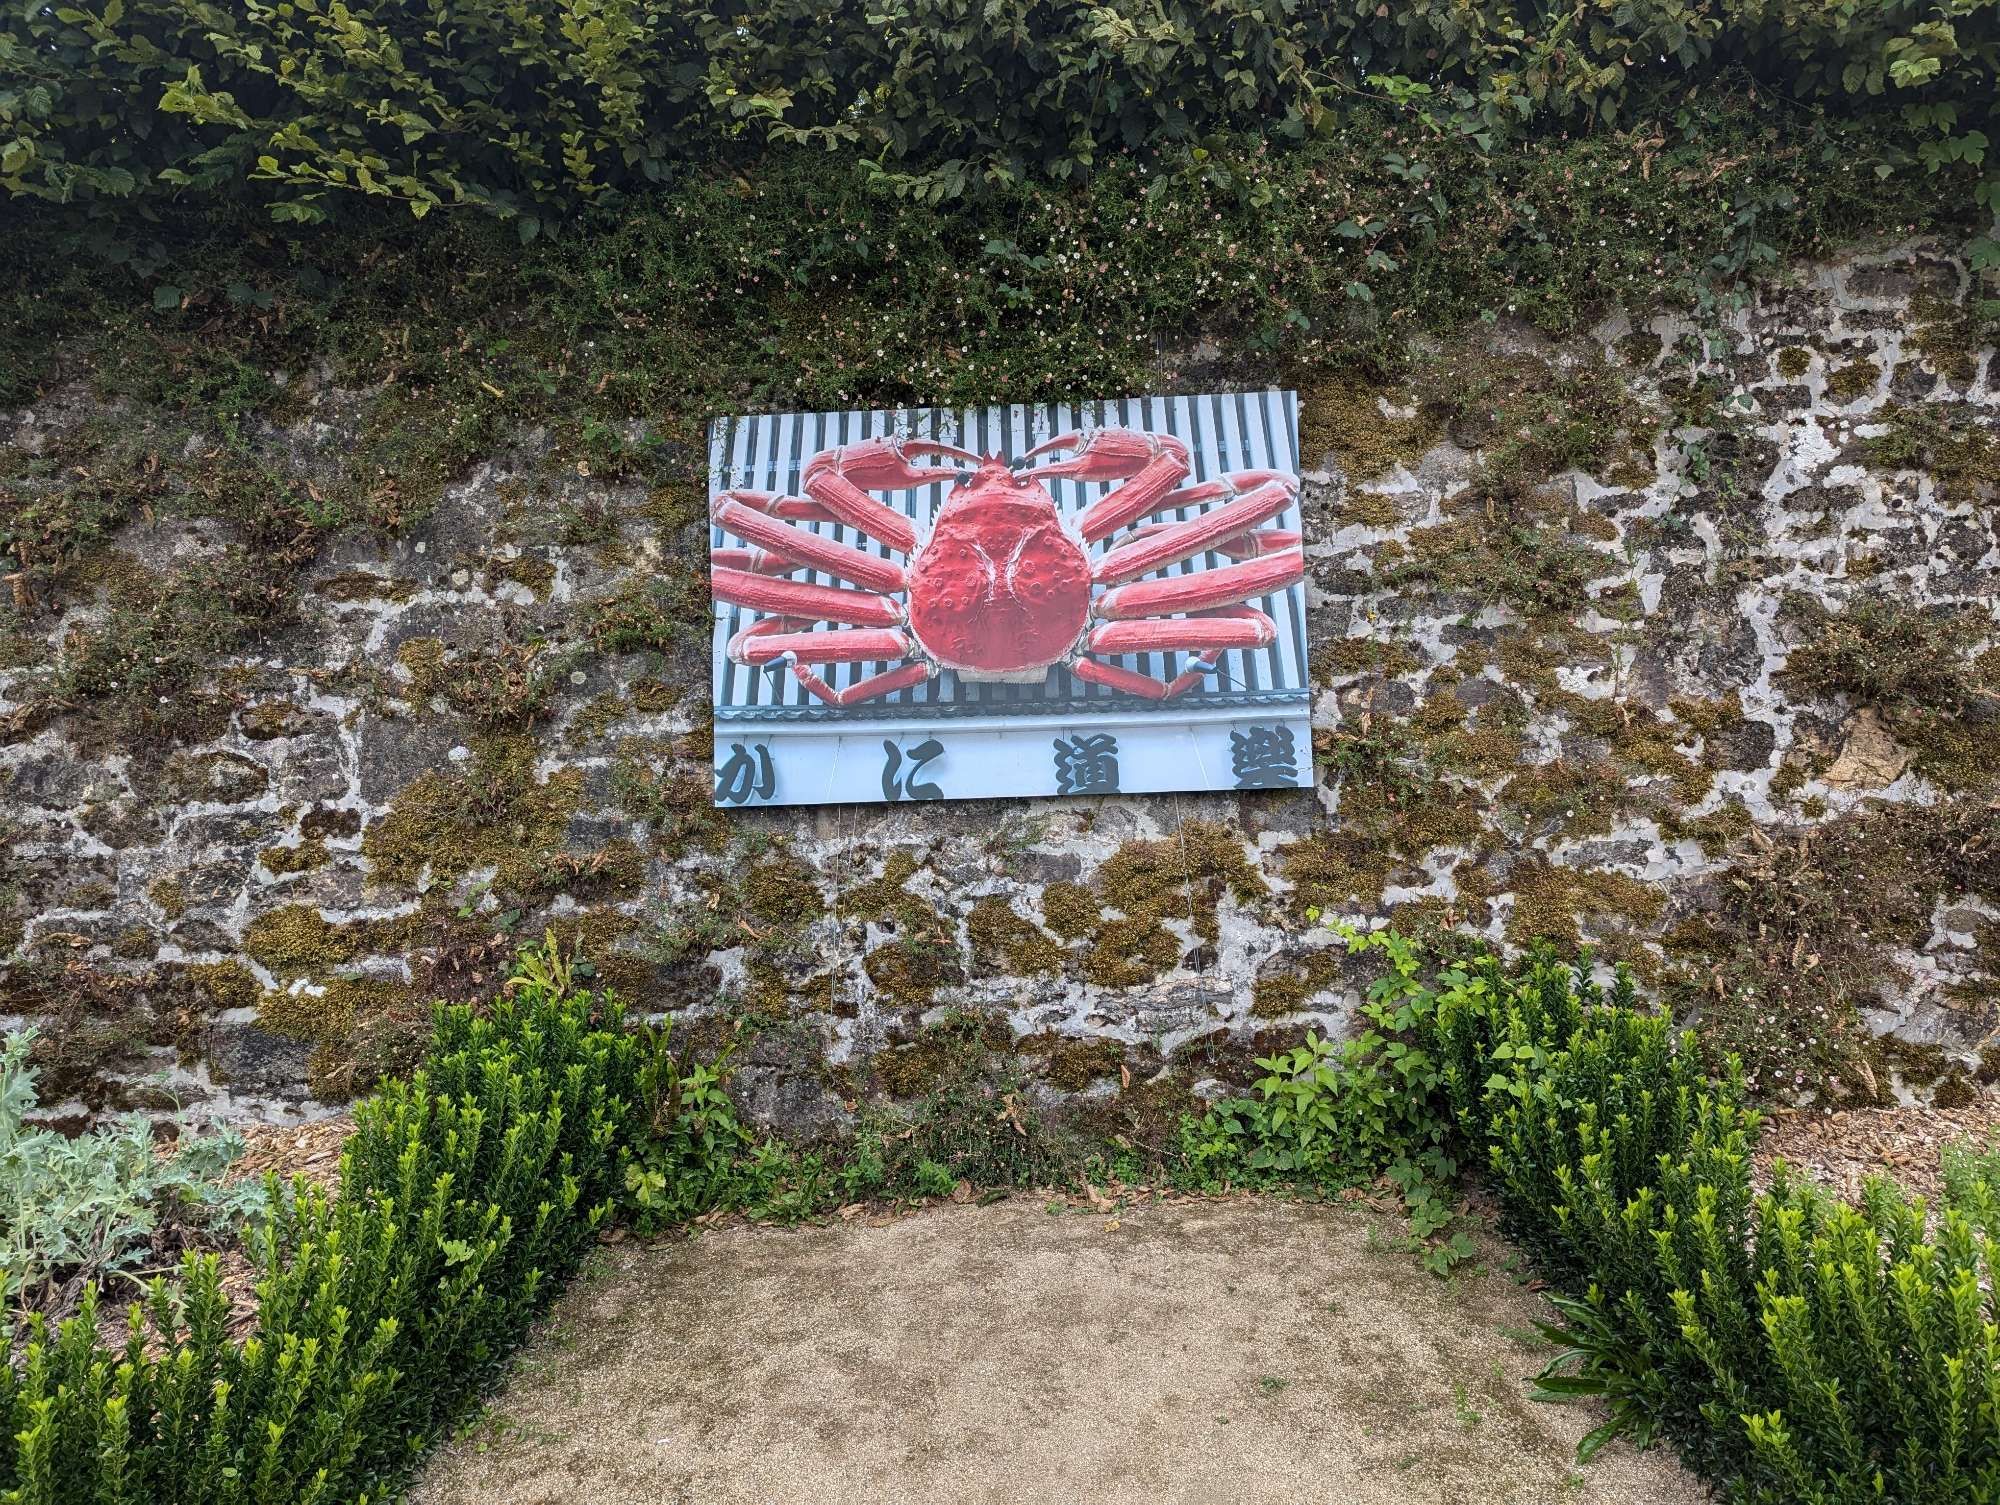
410,1195,1709,1505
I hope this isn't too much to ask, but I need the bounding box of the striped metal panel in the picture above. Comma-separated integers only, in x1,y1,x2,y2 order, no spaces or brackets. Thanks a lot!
708,391,1307,721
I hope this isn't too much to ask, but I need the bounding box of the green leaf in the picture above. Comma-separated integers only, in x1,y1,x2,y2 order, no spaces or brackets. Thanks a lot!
152,285,182,311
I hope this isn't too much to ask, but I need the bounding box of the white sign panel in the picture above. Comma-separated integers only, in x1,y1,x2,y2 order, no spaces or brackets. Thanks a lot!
708,392,1310,806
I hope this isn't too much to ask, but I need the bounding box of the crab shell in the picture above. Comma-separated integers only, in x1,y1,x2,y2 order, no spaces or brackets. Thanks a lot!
903,458,1093,682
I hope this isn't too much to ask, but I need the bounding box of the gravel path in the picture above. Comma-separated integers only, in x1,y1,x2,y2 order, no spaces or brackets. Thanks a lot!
411,1195,1708,1505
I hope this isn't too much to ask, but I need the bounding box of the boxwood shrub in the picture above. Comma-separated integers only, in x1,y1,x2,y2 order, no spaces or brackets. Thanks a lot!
0,941,662,1505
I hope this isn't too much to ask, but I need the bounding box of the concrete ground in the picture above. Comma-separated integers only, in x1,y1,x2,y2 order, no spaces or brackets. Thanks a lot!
411,1195,1709,1505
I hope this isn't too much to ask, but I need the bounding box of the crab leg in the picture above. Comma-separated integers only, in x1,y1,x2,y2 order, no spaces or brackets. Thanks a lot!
1121,523,1301,559
1073,607,1279,701
714,499,907,593
1095,549,1303,620
1093,476,1296,586
716,489,843,526
783,657,933,708
711,566,901,627
724,615,811,662
711,546,793,576
1073,655,1222,701
1017,428,1192,544
733,627,911,665
1087,606,1279,656
800,436,978,556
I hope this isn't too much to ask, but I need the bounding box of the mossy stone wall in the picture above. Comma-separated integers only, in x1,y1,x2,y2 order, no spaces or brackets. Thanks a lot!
2,242,1996,1124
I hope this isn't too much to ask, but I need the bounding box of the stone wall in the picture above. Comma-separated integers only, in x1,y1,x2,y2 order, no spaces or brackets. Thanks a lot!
3,241,1996,1129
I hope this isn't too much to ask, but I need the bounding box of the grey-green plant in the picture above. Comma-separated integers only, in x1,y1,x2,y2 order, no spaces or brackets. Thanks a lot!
0,1030,266,1317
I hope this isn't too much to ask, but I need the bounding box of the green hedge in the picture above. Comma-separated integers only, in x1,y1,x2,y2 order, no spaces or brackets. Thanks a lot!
3,1,1996,244
0,942,663,1505
1363,931,2000,1502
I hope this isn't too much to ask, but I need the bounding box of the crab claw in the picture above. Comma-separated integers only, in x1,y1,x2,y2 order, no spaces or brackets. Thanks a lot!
802,435,979,491
1019,427,1187,482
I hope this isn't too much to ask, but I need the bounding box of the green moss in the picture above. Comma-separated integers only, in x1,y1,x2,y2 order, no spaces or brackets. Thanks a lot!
1775,346,1812,380
874,1037,955,1097
147,876,187,920
257,975,426,1101
395,636,449,702
1660,800,1755,856
1908,292,1982,386
362,735,584,893
318,571,418,604
1281,830,1397,914
1040,881,1101,940
1824,357,1880,402
864,936,963,1007
536,837,648,899
610,737,729,859
1779,595,1996,788
1391,517,1615,618
1251,948,1344,1018
1094,821,1267,945
1320,636,1424,682
1505,859,1664,956
1502,758,1628,839
1299,375,1441,479
243,904,362,976
743,855,822,924
1620,727,1715,805
588,570,708,655
1082,915,1182,988
966,897,1063,976
1433,708,1528,776
1394,782,1489,855
843,851,934,928
1668,691,1745,740
541,908,641,967
491,552,556,597
1337,491,1402,528
178,960,264,1012
1932,1072,1979,1109
1866,404,1998,506
260,837,329,875
1036,1035,1125,1091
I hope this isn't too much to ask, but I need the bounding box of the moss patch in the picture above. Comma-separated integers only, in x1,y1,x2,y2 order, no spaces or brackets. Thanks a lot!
259,837,329,876
243,904,362,976
864,936,964,1007
1505,859,1664,956
1082,917,1182,988
966,897,1063,977
1866,404,1998,506
1040,881,1102,940
1095,821,1267,944
1824,357,1880,402
362,735,584,893
1282,830,1398,914
1251,948,1345,1018
1299,375,1441,479
742,855,822,924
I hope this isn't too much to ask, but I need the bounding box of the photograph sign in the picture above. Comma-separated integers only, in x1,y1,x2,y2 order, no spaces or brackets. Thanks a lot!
708,392,1310,807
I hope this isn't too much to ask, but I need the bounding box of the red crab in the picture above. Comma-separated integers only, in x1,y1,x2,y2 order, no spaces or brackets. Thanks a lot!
709,427,1304,704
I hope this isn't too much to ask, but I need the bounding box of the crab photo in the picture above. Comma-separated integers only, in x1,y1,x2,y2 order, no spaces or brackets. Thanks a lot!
706,393,1312,806
710,423,1304,705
